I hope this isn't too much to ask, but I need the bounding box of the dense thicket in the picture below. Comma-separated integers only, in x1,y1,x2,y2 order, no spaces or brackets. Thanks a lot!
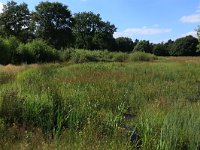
0,1,200,64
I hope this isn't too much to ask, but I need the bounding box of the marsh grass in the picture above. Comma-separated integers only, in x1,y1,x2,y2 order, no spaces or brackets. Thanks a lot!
1,59,200,149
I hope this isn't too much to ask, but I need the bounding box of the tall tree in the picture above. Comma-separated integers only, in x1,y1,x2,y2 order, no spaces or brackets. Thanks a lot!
170,35,198,56
32,2,73,49
0,1,30,42
115,37,134,52
196,27,200,55
73,12,117,50
153,43,169,56
133,40,153,53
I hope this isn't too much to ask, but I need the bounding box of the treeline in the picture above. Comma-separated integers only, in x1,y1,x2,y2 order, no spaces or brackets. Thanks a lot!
0,1,200,65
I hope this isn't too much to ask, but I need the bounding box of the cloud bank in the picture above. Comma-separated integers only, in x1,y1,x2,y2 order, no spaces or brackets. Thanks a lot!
180,14,200,23
181,31,197,38
180,4,200,23
114,27,172,38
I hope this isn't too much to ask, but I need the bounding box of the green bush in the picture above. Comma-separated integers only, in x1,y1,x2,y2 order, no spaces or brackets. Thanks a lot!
26,39,59,63
112,52,129,62
70,49,116,63
0,37,11,65
129,51,158,62
59,48,73,61
4,36,20,63
15,39,59,64
15,43,35,64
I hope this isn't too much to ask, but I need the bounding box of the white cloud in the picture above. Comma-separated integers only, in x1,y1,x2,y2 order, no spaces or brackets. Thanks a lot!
181,31,197,38
0,2,3,13
180,3,200,23
180,14,200,23
114,27,172,38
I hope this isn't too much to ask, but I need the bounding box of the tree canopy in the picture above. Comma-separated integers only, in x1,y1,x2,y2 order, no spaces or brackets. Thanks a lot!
133,40,153,53
115,37,134,52
169,35,198,56
73,11,117,50
32,2,73,49
0,0,199,63
0,1,30,42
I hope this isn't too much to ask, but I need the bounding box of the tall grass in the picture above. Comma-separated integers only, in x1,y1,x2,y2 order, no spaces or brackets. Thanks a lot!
0,59,200,149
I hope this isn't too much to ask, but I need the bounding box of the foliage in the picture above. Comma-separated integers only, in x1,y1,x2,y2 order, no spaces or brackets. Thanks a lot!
14,39,59,64
153,43,169,56
32,2,73,49
1,60,200,149
115,37,134,52
0,1,31,42
133,40,153,53
0,37,11,65
70,49,112,63
73,11,116,50
112,52,129,62
129,51,158,62
169,35,198,56
196,26,200,54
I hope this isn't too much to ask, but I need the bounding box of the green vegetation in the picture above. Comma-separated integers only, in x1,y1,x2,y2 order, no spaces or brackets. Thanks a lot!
0,1,200,66
0,2,200,148
1,58,200,149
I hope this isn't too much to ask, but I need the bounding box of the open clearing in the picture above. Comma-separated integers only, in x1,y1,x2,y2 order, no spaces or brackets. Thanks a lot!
1,57,200,149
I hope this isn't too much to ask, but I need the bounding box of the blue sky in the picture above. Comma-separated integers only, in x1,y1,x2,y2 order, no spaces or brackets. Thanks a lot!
0,0,200,43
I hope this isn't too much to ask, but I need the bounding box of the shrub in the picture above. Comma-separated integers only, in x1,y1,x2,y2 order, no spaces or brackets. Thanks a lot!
129,51,158,62
26,39,59,62
14,39,59,64
70,49,115,63
0,38,11,65
15,43,35,64
112,52,129,62
70,49,89,63
4,36,20,63
59,48,73,62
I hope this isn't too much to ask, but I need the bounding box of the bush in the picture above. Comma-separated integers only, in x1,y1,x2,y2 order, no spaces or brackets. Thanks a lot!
70,49,112,63
15,43,35,64
14,39,59,64
112,52,129,62
4,36,20,63
59,48,73,62
129,51,158,62
0,38,11,65
26,39,59,62
70,49,89,63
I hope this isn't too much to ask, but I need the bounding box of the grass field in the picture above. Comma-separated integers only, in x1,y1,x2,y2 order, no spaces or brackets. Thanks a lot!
1,57,200,149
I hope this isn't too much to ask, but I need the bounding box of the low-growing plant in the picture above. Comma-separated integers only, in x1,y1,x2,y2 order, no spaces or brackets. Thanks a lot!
129,51,158,62
112,52,129,62
14,39,59,64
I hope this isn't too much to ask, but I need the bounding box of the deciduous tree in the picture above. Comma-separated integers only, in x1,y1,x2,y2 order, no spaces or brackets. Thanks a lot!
73,12,116,50
32,2,73,49
0,1,30,42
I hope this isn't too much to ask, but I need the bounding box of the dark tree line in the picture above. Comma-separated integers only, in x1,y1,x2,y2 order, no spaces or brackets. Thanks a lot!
132,36,199,56
0,1,117,50
0,1,200,65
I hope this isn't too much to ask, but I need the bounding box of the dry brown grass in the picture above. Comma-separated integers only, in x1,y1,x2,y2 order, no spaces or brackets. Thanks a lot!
167,56,200,63
0,64,40,74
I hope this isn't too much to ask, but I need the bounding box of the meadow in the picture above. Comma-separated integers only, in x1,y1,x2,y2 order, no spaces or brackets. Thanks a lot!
1,56,200,150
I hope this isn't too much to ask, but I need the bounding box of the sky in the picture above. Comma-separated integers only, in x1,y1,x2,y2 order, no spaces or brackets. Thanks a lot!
0,0,200,43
